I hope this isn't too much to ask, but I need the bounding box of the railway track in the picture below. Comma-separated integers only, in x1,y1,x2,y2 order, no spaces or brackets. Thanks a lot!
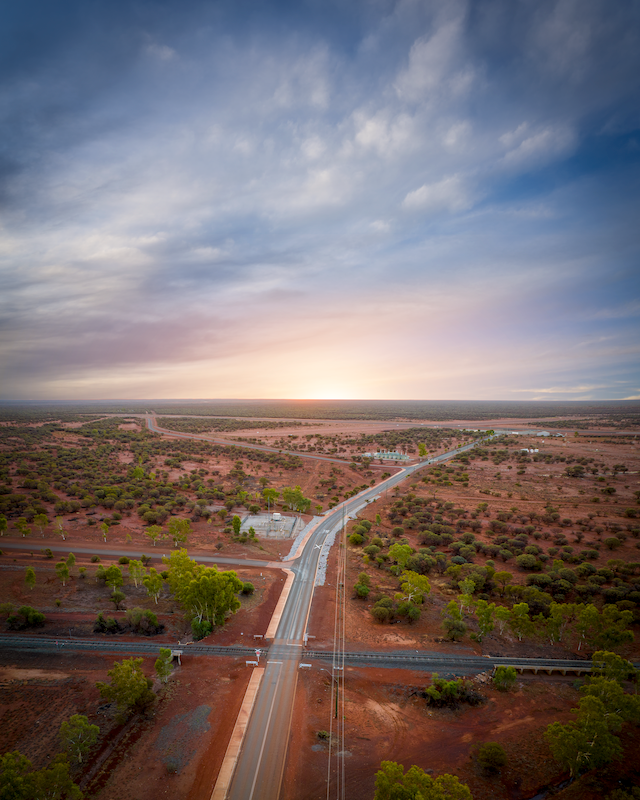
5,635,636,678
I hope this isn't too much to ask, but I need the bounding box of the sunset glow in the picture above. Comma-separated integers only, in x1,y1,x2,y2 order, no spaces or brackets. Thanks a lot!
1,1,638,401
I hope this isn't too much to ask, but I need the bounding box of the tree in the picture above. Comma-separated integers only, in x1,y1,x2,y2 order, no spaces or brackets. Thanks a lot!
389,543,413,570
0,515,7,537
59,714,99,764
104,565,123,593
66,552,75,570
0,751,82,800
33,514,48,536
25,567,36,591
162,548,243,627
373,760,472,800
55,561,69,587
169,517,191,547
591,650,638,685
183,567,243,627
473,600,495,642
596,606,634,651
155,648,173,683
0,750,34,800
232,515,242,536
494,571,512,596
575,604,634,653
281,485,311,515
31,755,83,800
143,568,163,603
509,603,533,642
400,571,431,604
145,525,163,546
263,487,280,512
111,590,126,611
54,516,65,540
96,657,156,720
16,518,31,538
418,443,427,457
442,600,466,641
458,578,476,596
545,698,622,778
494,605,511,635
127,559,146,588
100,521,108,542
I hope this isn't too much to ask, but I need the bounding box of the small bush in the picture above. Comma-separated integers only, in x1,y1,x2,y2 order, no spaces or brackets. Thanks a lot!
126,607,163,635
118,556,130,565
90,555,100,563
423,674,484,708
493,665,517,691
191,619,213,640
93,612,121,634
477,742,508,774
354,583,370,599
241,581,255,595
7,605,46,630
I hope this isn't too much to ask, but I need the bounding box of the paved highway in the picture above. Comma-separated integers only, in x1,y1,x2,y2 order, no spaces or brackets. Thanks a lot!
142,417,483,799
225,442,481,800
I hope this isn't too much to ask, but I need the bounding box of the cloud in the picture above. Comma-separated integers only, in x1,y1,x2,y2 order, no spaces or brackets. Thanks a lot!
500,122,576,167
1,0,639,401
394,16,474,103
511,385,609,395
402,174,472,213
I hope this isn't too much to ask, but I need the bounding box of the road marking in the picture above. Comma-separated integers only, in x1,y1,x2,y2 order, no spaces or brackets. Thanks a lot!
248,664,282,800
211,667,265,800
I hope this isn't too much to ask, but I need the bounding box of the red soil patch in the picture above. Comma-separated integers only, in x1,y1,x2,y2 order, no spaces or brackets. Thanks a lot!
282,665,582,800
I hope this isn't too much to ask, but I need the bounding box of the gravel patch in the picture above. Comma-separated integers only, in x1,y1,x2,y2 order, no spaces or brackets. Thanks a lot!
154,703,212,774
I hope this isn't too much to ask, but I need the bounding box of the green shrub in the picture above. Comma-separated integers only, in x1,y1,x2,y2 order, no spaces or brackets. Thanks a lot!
93,612,121,634
7,605,46,630
493,666,517,691
191,619,213,640
126,607,163,635
477,742,508,774
354,583,370,599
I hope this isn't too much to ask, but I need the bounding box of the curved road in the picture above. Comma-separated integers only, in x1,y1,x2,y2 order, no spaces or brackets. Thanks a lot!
141,416,482,798
224,441,480,800
145,414,393,467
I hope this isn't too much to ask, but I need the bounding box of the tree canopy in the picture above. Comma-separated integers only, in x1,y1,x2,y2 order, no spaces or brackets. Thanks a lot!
96,657,156,720
162,548,243,627
373,761,472,800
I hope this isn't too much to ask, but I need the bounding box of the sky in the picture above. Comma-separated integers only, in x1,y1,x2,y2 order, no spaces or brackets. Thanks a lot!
1,0,639,403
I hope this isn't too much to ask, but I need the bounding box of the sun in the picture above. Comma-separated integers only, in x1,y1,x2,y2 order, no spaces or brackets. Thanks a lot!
300,385,354,400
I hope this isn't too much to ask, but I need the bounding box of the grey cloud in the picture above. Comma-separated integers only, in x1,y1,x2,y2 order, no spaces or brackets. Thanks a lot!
1,0,639,399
